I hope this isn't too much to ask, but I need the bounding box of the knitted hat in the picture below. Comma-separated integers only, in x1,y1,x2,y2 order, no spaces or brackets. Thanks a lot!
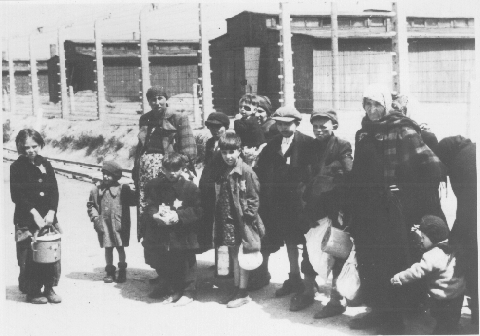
205,112,230,129
419,215,449,244
310,107,338,127
272,106,302,122
102,161,123,180
146,87,168,101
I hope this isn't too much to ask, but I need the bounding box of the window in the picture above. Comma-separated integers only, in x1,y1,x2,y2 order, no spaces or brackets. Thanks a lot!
351,19,366,27
322,18,331,27
369,17,385,27
438,19,451,28
266,18,277,28
291,18,306,27
410,19,425,27
338,18,350,26
425,19,438,27
453,19,468,28
305,19,320,27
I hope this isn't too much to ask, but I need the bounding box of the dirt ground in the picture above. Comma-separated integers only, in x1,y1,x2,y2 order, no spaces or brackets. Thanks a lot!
2,161,477,336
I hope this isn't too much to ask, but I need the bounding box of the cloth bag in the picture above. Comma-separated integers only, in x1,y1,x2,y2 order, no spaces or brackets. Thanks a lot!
336,245,361,301
304,217,335,282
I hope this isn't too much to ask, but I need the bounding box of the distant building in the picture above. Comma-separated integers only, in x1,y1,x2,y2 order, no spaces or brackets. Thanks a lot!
47,39,200,103
2,59,49,95
209,11,475,114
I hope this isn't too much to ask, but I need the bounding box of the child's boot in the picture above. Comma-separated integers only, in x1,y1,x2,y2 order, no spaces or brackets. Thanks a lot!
275,272,304,297
44,286,62,304
104,265,116,283
117,262,127,283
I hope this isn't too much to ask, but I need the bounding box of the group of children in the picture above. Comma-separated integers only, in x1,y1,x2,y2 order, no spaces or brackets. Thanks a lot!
10,91,469,333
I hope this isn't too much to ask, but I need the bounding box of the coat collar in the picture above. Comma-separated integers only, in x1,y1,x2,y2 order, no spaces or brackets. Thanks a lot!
229,157,245,177
98,181,121,198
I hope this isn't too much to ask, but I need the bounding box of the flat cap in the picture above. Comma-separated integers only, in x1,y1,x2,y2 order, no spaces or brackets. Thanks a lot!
205,112,230,129
272,106,302,122
310,108,338,126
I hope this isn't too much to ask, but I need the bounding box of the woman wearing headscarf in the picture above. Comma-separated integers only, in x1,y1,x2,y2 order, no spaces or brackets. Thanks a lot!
437,135,477,326
133,87,197,245
254,95,279,142
348,84,445,333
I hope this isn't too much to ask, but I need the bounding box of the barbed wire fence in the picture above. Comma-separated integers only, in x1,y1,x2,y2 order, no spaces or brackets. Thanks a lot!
2,1,477,139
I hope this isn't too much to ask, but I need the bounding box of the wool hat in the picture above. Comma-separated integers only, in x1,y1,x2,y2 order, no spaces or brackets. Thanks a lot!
419,215,449,244
272,106,302,122
102,161,123,180
146,87,168,101
205,112,230,129
310,108,339,126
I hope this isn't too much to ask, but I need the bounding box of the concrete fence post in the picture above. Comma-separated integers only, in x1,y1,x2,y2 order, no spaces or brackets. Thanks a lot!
279,2,295,108
94,19,106,121
8,39,16,115
392,2,409,95
331,0,340,110
199,3,213,123
58,27,69,119
139,7,151,115
29,33,41,116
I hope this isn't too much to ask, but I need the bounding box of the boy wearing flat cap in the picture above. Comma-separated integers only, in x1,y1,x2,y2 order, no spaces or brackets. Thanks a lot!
254,106,313,295
291,108,353,315
87,161,136,283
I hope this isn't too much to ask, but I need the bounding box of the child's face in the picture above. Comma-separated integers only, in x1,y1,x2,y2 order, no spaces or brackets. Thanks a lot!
163,167,183,182
255,107,268,124
312,118,334,141
102,170,116,186
239,102,256,117
148,95,167,112
420,232,434,251
221,149,241,166
276,120,297,138
23,137,40,162
207,124,226,140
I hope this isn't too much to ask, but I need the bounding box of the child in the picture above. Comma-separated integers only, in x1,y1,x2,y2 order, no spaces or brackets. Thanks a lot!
234,94,265,150
142,153,203,306
254,95,279,142
255,106,313,298
214,131,265,308
293,108,353,316
391,215,466,335
198,112,230,252
10,129,61,304
87,161,135,283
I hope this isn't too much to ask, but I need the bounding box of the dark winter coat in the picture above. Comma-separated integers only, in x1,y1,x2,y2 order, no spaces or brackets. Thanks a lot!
261,118,279,142
214,157,265,253
302,134,353,232
197,137,223,252
87,182,136,248
234,115,266,148
10,155,59,233
143,175,203,251
256,131,313,251
437,136,476,246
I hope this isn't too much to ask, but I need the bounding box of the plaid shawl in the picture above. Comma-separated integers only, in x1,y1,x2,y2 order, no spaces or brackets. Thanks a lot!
359,111,441,185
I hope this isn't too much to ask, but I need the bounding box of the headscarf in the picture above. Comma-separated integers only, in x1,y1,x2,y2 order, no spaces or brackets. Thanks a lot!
437,135,473,168
362,83,393,114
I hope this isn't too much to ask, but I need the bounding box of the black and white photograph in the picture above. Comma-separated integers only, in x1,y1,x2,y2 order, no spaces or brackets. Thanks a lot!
1,0,478,335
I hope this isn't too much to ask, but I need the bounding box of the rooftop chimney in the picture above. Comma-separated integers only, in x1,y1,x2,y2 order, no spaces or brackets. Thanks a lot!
50,44,57,58
133,32,137,40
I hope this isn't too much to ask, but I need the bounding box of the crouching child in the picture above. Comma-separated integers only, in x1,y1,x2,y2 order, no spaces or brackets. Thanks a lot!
391,215,466,335
87,161,136,283
142,153,203,306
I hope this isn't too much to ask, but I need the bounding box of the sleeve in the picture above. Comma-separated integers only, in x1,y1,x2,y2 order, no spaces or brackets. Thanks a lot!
44,161,59,211
395,249,439,284
176,183,203,226
175,113,197,165
143,181,160,218
10,163,35,212
87,186,100,222
243,168,260,221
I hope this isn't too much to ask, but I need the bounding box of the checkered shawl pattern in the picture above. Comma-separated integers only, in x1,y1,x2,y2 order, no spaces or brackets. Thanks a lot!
360,112,441,185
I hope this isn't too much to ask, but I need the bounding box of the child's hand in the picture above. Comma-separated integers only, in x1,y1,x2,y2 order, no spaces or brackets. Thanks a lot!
152,213,167,226
390,276,402,286
234,113,243,120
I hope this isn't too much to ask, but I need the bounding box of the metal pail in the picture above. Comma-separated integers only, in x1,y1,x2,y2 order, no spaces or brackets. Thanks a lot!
31,233,61,263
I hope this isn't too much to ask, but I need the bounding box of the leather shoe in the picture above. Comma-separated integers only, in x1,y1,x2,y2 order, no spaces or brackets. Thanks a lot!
275,274,304,297
290,293,314,312
314,303,346,319
173,296,194,307
227,294,252,308
27,293,48,304
44,287,62,304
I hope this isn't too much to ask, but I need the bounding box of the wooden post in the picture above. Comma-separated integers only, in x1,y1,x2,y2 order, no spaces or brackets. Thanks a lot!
94,19,106,121
29,33,40,116
331,0,340,109
279,2,295,107
139,7,151,115
199,3,213,122
8,39,16,115
392,2,409,95
58,27,69,119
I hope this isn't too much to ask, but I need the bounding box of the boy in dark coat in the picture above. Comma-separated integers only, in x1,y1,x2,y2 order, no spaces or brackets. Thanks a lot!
87,161,136,283
142,153,203,306
290,108,353,315
255,106,313,296
234,94,266,149
437,135,477,326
